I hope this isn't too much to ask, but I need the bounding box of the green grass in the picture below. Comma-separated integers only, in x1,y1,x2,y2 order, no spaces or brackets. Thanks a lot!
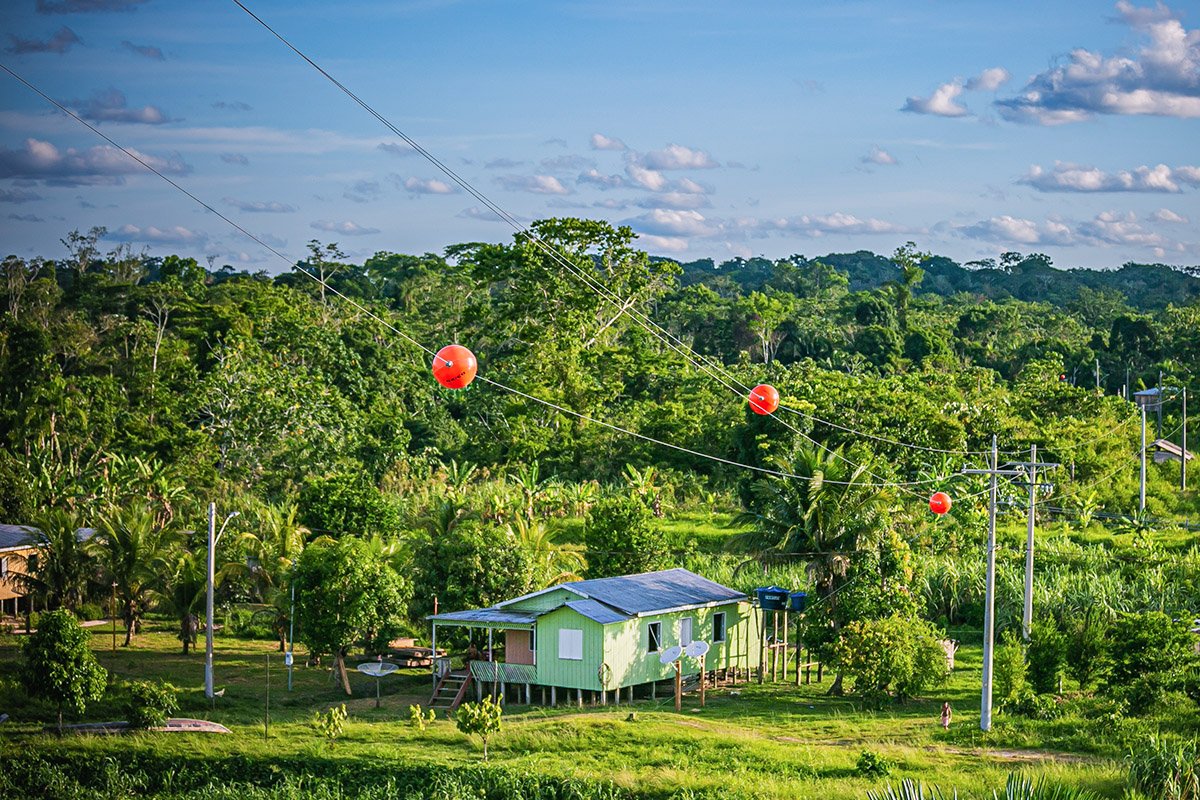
0,620,1136,799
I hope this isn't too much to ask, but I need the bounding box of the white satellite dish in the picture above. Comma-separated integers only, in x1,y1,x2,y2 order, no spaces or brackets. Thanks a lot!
685,640,709,658
659,644,683,664
356,661,399,678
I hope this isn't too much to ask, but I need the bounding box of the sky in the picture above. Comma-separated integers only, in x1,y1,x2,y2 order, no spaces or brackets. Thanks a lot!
1,0,1198,272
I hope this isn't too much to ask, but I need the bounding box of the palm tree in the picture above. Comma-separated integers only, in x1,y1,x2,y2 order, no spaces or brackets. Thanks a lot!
732,444,892,694
154,547,205,654
224,502,308,652
4,509,94,616
507,516,585,588
93,504,179,646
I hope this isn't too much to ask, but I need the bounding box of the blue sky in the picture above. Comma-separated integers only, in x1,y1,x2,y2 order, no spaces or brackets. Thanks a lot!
1,0,1198,271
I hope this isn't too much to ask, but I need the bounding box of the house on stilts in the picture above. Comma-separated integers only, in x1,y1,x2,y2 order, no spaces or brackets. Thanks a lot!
426,568,755,709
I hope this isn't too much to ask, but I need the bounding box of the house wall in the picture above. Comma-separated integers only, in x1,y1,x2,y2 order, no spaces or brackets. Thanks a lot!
504,629,535,665
0,547,35,604
505,588,578,613
603,600,753,689
533,606,605,690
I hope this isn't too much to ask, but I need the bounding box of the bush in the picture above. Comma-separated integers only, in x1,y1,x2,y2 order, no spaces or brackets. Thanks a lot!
831,615,949,707
856,749,894,778
409,703,435,731
994,631,1032,712
1127,735,1200,800
1107,612,1196,688
455,695,503,761
311,704,348,740
1026,623,1066,695
77,602,106,622
122,680,178,729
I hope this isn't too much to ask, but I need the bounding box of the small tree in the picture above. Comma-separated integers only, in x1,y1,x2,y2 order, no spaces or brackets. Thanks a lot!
994,631,1032,711
20,610,107,733
123,680,179,729
1026,622,1067,695
455,695,503,761
831,615,949,707
294,538,409,695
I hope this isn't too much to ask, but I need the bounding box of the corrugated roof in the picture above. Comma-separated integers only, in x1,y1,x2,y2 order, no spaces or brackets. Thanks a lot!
427,608,538,625
0,524,37,550
564,598,630,625
0,524,98,551
561,568,746,616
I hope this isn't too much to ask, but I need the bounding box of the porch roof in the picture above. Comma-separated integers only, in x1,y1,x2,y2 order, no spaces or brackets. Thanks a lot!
427,608,538,628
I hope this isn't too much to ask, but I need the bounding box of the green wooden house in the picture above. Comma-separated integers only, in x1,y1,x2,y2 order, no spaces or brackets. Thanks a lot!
427,568,754,707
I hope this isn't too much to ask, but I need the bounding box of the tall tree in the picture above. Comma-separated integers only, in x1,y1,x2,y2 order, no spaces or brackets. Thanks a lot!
93,504,179,646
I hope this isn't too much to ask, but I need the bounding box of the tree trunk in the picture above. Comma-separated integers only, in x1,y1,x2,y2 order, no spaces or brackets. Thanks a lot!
827,672,845,696
57,707,63,735
335,650,352,695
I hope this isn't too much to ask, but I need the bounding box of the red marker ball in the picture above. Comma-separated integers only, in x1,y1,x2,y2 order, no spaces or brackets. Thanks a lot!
432,344,478,389
929,491,952,515
748,384,780,415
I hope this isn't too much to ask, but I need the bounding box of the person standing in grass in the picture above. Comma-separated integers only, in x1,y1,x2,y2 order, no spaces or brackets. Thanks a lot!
940,702,952,730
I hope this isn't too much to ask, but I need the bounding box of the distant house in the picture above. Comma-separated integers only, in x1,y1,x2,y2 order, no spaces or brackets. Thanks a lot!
1150,438,1194,465
0,525,39,619
427,568,754,708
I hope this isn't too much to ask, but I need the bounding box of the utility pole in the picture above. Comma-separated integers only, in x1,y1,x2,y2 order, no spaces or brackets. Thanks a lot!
1095,358,1101,392
288,566,296,692
1004,445,1059,641
1183,387,1188,491
1157,372,1164,440
206,503,239,701
962,436,1023,732
1140,404,1147,513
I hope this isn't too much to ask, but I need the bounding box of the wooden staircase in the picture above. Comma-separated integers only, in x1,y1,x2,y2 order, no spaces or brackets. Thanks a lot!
428,670,471,712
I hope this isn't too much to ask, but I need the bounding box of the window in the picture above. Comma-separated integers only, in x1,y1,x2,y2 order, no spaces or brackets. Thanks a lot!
713,612,726,643
680,617,693,646
647,621,662,653
558,628,582,661
529,628,536,651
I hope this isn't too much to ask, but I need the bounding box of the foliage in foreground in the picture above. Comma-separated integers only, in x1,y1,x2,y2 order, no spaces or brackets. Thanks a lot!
865,772,1103,800
1127,735,1200,800
122,679,179,729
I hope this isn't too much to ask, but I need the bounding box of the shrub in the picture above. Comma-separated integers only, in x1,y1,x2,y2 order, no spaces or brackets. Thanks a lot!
1026,623,1067,694
311,704,348,740
856,749,894,778
1066,612,1108,690
831,615,949,707
994,631,1032,712
1127,735,1200,800
408,703,435,731
19,609,107,732
1107,612,1196,687
122,680,179,729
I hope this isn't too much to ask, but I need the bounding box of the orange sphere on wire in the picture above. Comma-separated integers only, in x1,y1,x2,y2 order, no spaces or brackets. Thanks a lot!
748,384,780,415
432,344,478,389
929,491,952,515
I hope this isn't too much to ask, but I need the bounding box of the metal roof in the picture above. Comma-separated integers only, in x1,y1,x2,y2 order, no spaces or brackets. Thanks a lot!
564,598,630,625
0,524,97,551
0,524,37,550
559,568,746,616
427,608,538,626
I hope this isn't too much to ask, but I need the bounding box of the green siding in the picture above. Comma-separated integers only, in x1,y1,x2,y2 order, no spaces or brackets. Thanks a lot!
505,588,579,613
534,605,606,690
602,601,753,689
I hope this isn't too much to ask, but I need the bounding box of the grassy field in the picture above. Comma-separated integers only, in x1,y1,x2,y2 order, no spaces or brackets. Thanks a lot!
0,619,1139,799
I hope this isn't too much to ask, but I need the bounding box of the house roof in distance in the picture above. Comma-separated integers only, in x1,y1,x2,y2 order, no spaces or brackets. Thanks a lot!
0,524,98,551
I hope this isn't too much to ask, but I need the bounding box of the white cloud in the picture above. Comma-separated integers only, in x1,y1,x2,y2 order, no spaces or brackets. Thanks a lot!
378,142,415,157
540,155,593,172
625,163,668,191
638,143,718,170
966,67,1011,91
902,81,970,117
0,137,189,186
220,153,249,166
961,215,1074,245
222,197,296,213
742,212,908,237
634,192,711,210
73,88,172,125
577,168,629,190
309,220,380,236
635,234,690,253
997,2,1200,124
1152,207,1188,223
399,176,457,195
861,146,898,165
495,174,570,194
1020,161,1199,192
111,223,206,245
626,209,716,237
590,133,627,151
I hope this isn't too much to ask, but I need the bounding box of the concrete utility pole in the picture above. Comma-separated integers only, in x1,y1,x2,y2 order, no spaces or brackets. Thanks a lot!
1140,404,1148,513
963,436,1024,732
1003,445,1060,641
1182,387,1188,491
206,503,239,701
1095,359,1101,391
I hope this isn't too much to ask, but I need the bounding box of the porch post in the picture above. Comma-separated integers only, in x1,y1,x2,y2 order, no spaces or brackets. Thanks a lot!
431,622,437,688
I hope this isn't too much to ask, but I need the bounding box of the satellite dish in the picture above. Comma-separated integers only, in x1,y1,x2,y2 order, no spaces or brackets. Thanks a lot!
356,661,399,678
685,640,710,658
659,644,683,664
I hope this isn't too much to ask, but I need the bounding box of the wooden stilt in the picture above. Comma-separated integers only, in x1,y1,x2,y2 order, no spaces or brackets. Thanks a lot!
782,611,789,682
577,688,583,708
551,686,557,705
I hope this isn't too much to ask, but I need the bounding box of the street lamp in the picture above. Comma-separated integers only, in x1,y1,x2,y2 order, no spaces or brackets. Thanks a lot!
205,503,239,701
